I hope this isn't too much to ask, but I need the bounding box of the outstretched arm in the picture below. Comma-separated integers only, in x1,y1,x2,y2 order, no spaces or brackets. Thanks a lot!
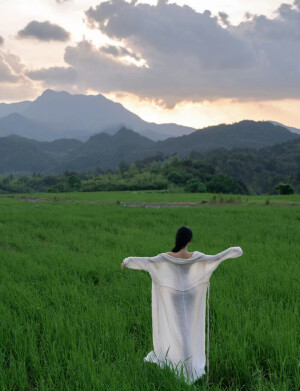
121,256,151,271
121,254,162,271
198,247,243,277
201,246,243,263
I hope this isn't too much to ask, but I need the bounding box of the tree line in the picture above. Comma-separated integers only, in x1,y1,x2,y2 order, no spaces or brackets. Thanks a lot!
0,141,298,195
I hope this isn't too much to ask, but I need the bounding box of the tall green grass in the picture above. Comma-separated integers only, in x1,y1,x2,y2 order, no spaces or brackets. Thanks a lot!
0,196,299,390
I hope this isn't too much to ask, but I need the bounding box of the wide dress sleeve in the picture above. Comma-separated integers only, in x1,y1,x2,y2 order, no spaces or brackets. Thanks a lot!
200,246,243,278
123,254,163,271
201,246,243,263
123,256,151,271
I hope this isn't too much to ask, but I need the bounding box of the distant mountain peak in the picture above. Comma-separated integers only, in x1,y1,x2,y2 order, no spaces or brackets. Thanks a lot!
41,89,70,98
114,126,138,136
40,89,108,102
0,112,40,125
113,126,153,142
2,89,195,141
4,112,25,120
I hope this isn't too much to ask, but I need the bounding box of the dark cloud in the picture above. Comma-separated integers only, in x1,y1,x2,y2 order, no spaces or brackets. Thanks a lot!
18,20,70,42
0,36,4,45
25,0,300,106
26,66,76,84
100,45,141,61
218,12,230,27
85,1,251,70
157,0,169,5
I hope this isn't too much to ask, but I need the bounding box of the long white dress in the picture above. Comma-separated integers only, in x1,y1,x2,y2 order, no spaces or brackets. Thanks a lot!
123,246,243,383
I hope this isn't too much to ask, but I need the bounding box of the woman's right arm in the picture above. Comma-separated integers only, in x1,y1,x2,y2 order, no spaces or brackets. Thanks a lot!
121,256,151,271
121,254,162,271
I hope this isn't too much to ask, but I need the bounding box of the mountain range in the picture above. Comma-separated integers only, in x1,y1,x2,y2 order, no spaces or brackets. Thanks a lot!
1,90,300,142
0,120,299,175
0,90,195,141
0,90,299,175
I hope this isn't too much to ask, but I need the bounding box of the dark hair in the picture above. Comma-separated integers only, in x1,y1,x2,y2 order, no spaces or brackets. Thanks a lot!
172,226,193,252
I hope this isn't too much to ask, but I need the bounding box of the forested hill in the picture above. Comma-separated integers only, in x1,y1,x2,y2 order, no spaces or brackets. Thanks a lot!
0,138,299,195
158,120,299,153
0,120,299,175
187,138,300,194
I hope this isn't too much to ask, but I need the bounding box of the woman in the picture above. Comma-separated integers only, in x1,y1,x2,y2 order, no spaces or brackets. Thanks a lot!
121,226,243,383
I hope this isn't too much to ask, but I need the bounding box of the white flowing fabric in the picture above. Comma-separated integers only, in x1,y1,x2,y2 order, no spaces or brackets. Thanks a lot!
123,246,243,383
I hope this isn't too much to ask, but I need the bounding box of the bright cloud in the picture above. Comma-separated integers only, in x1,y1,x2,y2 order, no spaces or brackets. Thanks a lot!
0,50,38,100
0,51,24,83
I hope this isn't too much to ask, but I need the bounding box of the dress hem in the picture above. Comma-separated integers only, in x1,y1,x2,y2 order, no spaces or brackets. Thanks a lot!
144,350,206,384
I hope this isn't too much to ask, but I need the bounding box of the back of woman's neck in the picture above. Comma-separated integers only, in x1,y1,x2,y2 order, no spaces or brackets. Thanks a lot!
167,247,194,259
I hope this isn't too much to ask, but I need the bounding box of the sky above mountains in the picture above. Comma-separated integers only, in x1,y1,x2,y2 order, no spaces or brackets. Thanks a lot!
1,0,300,129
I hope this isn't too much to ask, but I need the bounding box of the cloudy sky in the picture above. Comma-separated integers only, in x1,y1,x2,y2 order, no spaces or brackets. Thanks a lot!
1,0,300,129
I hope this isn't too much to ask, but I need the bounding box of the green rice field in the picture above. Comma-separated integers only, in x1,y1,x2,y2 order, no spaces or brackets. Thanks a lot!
2,191,300,205
0,192,299,390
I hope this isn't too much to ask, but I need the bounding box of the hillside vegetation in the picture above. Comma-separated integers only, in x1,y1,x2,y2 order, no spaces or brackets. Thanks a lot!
0,120,299,175
0,138,299,195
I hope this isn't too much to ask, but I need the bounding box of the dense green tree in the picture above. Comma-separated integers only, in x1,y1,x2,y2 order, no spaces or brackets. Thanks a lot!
167,170,191,185
43,176,59,186
68,175,82,190
207,174,237,194
275,183,295,195
185,179,207,193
